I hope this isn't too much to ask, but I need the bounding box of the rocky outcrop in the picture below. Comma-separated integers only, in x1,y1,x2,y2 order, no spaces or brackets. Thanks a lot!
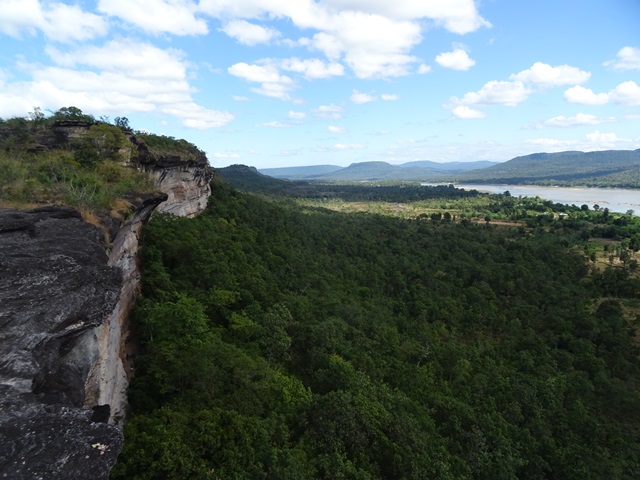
0,207,124,478
144,165,212,217
133,136,213,217
0,123,212,478
83,193,167,423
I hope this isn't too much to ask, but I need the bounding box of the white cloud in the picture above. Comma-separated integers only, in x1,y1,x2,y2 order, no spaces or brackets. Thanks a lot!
288,110,306,119
526,137,578,150
510,62,590,87
280,58,344,79
228,62,295,100
451,105,486,119
604,46,640,71
0,39,233,128
314,104,343,119
435,48,475,71
350,89,376,103
586,130,621,145
198,0,489,33
232,95,250,101
309,11,422,79
46,40,188,80
162,102,234,129
451,80,530,107
211,152,241,159
333,143,363,150
0,0,108,43
609,81,640,106
196,0,489,80
418,64,432,74
257,121,290,127
98,0,207,36
527,131,634,152
221,19,279,45
544,113,614,127
564,85,609,105
328,125,347,133
564,81,640,106
381,94,399,101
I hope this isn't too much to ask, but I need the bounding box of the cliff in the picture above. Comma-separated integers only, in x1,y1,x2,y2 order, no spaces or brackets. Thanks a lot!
0,206,125,478
0,122,211,478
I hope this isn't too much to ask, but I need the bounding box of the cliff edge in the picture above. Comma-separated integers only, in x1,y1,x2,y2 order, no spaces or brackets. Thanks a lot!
0,120,212,478
0,206,125,478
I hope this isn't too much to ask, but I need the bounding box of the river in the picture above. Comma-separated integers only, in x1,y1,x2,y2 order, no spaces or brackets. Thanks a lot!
455,184,640,214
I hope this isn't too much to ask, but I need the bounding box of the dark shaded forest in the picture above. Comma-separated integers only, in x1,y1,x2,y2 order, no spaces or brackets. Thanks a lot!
112,175,640,479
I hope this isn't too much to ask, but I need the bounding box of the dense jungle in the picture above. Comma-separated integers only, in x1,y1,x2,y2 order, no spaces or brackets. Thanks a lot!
113,173,640,479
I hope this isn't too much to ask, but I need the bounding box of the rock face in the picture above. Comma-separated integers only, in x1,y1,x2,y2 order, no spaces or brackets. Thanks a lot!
0,123,212,478
0,207,124,478
83,193,168,423
143,164,211,217
134,136,213,218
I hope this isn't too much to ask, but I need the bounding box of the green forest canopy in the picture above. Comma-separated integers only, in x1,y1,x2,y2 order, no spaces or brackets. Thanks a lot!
113,177,640,479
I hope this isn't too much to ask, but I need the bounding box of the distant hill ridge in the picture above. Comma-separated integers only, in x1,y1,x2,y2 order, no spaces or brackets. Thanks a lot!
259,160,498,181
256,150,640,188
456,149,640,187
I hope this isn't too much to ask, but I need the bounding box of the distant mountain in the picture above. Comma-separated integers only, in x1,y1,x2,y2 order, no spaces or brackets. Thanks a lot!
258,160,497,182
247,150,640,188
259,164,342,179
456,149,640,187
398,160,499,173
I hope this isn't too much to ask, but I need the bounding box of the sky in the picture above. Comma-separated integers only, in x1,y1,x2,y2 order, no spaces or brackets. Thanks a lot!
0,1,639,169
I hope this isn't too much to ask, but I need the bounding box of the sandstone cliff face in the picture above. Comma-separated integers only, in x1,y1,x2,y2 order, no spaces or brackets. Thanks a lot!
0,124,212,478
83,193,168,424
0,207,124,478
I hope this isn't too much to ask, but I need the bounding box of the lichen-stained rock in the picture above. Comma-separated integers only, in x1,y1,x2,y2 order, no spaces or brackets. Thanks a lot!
0,207,123,478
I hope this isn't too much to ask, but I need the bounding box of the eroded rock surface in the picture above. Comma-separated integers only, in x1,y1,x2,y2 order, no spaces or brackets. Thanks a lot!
0,207,123,478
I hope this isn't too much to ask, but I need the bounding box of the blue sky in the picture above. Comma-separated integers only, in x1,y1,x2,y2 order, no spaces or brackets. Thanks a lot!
1,0,639,169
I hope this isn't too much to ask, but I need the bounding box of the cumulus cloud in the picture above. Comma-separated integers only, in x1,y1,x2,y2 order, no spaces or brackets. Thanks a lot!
0,0,108,43
228,62,295,100
98,0,207,36
221,19,279,45
564,85,609,105
435,48,475,71
328,125,347,133
564,82,640,106
381,94,398,101
288,110,306,119
280,58,345,79
418,64,432,74
604,46,640,71
451,80,530,107
309,11,422,79
510,62,590,87
198,0,489,79
543,113,614,127
350,90,376,103
609,81,640,106
232,95,250,101
0,39,233,128
451,105,486,119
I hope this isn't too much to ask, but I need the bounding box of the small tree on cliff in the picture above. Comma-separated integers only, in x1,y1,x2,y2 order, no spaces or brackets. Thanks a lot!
74,124,136,166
